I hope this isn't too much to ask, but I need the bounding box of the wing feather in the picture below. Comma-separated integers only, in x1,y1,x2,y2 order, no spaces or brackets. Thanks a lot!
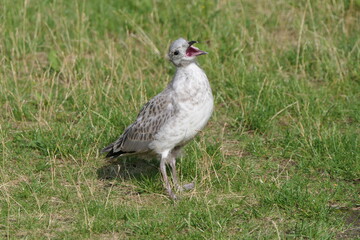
102,91,176,158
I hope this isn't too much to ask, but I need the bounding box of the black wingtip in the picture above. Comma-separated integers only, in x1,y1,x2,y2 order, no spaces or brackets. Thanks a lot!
105,149,125,158
102,148,136,159
101,145,113,153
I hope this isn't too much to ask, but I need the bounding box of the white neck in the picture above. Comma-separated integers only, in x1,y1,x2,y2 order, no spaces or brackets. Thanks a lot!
168,62,209,94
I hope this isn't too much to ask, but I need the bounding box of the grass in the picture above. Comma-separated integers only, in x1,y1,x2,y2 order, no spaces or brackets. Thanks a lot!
0,0,359,239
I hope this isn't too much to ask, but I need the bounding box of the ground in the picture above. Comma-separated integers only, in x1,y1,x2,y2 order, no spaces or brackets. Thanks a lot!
0,0,359,239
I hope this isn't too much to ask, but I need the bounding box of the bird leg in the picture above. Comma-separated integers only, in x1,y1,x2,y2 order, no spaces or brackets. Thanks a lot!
169,156,182,192
160,156,177,200
169,147,195,192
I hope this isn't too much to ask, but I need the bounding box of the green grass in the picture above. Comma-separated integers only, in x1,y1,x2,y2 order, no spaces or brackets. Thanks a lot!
1,0,359,239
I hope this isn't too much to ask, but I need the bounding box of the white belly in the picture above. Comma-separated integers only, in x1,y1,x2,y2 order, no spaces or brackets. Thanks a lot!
177,97,214,142
149,62,213,153
150,93,213,153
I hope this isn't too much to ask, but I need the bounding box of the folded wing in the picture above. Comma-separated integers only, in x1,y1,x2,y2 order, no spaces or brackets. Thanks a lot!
102,92,176,158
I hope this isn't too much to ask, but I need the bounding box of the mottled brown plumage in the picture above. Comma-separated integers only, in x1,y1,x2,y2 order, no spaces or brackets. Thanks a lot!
102,89,177,158
102,38,213,199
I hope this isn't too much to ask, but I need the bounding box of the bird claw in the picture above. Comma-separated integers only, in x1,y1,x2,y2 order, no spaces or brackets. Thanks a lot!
174,182,195,193
170,194,178,201
183,182,195,191
175,184,184,192
165,188,178,200
168,182,194,200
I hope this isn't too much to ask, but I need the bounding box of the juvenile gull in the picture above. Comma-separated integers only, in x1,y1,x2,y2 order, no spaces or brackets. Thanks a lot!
101,38,213,199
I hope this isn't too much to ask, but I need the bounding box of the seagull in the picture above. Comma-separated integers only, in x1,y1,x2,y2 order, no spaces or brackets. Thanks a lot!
101,38,214,199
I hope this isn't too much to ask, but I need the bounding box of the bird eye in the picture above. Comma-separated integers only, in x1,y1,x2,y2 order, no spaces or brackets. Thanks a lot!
174,50,179,55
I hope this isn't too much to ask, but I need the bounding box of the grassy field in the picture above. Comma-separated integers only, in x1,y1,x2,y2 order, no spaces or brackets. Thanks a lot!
1,0,359,239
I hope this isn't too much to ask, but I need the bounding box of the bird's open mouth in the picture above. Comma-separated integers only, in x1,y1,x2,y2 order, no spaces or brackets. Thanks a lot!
186,41,207,57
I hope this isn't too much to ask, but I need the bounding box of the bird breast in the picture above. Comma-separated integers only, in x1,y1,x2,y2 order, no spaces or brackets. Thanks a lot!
150,63,213,152
172,64,212,104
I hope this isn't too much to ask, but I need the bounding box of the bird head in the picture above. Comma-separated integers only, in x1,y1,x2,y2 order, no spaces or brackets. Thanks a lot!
168,38,207,67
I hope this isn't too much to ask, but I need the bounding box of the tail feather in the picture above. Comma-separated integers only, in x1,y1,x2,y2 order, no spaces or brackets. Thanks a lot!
101,144,114,153
101,143,135,159
106,149,136,158
101,131,136,158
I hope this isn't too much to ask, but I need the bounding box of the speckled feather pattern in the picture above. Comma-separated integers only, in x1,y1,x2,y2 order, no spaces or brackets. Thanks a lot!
106,89,177,155
102,63,213,158
102,38,213,199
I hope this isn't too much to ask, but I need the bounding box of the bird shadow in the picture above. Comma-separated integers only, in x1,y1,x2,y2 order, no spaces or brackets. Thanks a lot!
96,157,159,181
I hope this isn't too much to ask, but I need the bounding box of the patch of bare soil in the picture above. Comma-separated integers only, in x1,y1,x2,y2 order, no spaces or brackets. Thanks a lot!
337,205,360,239
97,158,158,181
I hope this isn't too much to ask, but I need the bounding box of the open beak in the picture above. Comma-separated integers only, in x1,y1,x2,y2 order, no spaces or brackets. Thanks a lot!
186,41,207,57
